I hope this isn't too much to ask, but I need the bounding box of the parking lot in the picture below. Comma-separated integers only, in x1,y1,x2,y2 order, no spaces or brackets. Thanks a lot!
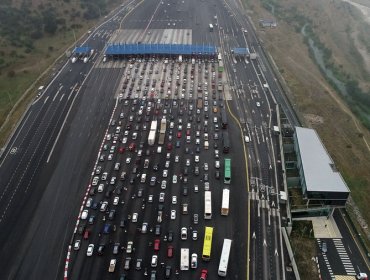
69,57,247,280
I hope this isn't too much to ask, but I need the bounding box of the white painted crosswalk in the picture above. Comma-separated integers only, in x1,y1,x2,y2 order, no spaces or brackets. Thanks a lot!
333,239,356,275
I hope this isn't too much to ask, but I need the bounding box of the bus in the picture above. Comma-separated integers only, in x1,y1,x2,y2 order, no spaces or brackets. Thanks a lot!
209,24,214,32
202,227,214,261
221,188,230,216
204,191,212,219
218,60,224,73
224,158,231,184
221,109,228,129
222,131,230,153
218,239,232,277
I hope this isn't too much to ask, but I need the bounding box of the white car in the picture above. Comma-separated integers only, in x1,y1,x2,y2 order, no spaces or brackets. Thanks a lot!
86,244,94,256
191,253,198,268
215,160,220,169
171,210,176,220
101,172,108,181
81,210,88,220
113,196,119,205
86,198,93,208
108,154,113,160
126,241,133,253
151,255,158,267
181,227,187,240
175,155,180,162
256,101,261,107
204,163,208,171
172,196,177,204
195,155,200,162
173,175,178,184
163,169,168,178
126,157,131,164
161,180,167,189
92,176,99,186
73,240,81,251
122,137,128,144
192,230,198,240
186,159,190,166
132,213,138,223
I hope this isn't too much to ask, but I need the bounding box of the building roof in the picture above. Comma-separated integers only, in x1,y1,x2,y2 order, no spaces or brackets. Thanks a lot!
295,127,350,193
105,43,217,56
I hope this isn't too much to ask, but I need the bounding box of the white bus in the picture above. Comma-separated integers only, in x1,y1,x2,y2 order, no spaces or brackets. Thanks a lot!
218,239,232,277
204,191,212,219
180,248,189,270
221,188,230,216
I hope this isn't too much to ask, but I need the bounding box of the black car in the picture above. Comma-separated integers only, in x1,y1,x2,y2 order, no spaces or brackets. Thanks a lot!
168,231,173,242
183,186,188,196
215,171,220,179
165,266,172,279
97,244,105,255
155,225,161,236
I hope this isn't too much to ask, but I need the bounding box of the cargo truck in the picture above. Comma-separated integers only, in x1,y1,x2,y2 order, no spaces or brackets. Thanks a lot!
158,118,167,145
180,248,189,270
148,120,158,146
197,99,203,109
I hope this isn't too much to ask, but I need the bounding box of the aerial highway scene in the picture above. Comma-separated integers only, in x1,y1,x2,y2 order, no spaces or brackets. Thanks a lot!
0,0,370,279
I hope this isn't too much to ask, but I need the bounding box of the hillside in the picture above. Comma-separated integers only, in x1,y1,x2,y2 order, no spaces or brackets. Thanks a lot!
0,0,120,142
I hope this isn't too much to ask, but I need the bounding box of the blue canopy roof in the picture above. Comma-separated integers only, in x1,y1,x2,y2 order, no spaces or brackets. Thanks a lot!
73,46,91,55
232,48,250,55
105,43,217,55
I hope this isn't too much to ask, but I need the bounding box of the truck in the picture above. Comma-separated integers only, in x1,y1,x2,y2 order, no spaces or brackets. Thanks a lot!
158,118,167,145
180,248,189,270
148,131,156,146
197,99,203,109
148,120,158,146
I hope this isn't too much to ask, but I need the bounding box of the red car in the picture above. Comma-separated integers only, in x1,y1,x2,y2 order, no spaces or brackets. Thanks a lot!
167,143,173,151
118,147,125,154
167,245,173,258
154,239,160,251
83,229,90,240
129,143,136,151
177,132,182,138
200,269,208,280
186,130,191,136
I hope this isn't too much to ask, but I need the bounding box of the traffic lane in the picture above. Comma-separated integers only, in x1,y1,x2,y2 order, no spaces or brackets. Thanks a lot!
0,87,83,278
0,89,73,225
334,209,370,275
11,68,121,280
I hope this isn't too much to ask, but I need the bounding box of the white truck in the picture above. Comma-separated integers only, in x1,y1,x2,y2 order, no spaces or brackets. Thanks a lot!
148,131,156,146
180,248,189,270
148,120,158,146
158,118,167,145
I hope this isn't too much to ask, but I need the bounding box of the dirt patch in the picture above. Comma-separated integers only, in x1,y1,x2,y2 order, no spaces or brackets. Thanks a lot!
303,114,324,126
